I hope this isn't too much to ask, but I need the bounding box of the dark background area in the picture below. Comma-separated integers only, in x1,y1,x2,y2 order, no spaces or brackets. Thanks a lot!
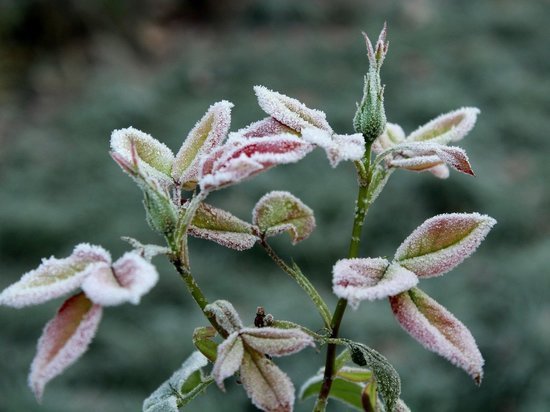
0,0,548,411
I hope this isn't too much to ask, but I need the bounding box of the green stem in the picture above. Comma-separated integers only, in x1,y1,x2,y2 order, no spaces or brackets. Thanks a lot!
260,239,332,329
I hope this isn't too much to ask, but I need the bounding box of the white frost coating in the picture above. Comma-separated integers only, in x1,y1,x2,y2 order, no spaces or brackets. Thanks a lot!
228,117,295,143
372,122,406,154
81,252,159,306
390,288,484,383
395,399,412,412
426,163,450,179
407,107,480,144
110,127,175,180
29,293,102,401
394,213,496,278
254,85,333,133
213,332,244,390
204,300,244,334
302,128,365,167
172,100,233,187
143,351,209,412
0,244,111,308
332,258,418,309
240,327,314,357
188,227,258,251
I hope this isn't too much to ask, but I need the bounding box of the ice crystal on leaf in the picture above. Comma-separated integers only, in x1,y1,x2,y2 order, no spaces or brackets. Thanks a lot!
394,213,496,278
229,117,296,142
332,258,418,309
390,288,484,384
301,128,365,167
407,107,480,145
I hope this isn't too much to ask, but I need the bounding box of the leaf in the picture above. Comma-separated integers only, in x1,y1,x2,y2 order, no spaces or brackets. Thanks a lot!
172,101,233,189
0,244,110,308
346,341,401,412
336,366,373,383
189,202,258,251
121,237,171,261
240,327,314,356
254,85,333,133
302,128,365,167
143,351,211,412
389,287,484,384
212,332,244,390
407,107,480,145
240,350,295,412
203,300,243,334
193,326,218,363
29,292,102,401
372,123,406,154
299,375,364,411
332,258,418,309
199,135,314,191
253,191,315,244
229,117,295,141
81,252,159,306
394,213,496,278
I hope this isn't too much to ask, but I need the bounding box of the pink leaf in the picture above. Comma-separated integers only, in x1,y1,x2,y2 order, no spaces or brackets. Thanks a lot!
212,332,244,391
81,252,158,306
229,117,296,141
240,327,314,357
389,288,484,384
394,213,496,278
240,350,295,412
407,107,480,145
372,123,406,154
301,128,365,167
254,85,333,133
29,292,102,400
199,135,314,191
0,244,111,308
172,101,233,189
332,258,418,309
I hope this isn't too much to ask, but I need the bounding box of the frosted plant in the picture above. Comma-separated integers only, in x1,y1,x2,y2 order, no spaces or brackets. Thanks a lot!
0,25,496,412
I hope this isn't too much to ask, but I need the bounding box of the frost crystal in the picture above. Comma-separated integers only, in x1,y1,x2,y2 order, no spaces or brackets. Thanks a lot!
372,123,405,154
407,107,480,145
332,258,418,309
301,128,365,167
212,332,244,390
239,327,314,357
228,117,296,142
390,288,484,384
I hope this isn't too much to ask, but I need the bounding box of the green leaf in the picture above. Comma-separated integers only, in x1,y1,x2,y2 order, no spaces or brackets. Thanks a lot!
346,341,401,412
337,367,373,383
192,326,218,363
253,191,315,244
300,375,364,410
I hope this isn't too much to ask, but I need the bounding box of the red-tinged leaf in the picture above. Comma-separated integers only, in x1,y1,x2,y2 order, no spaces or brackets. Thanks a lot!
332,258,418,309
81,252,158,306
407,107,480,145
230,117,296,141
240,350,295,412
301,128,365,167
433,146,474,176
253,191,315,244
29,292,102,400
426,163,450,179
372,122,406,154
189,202,258,251
240,327,314,357
389,154,444,171
212,332,244,390
0,244,111,308
394,213,496,278
172,101,233,189
254,85,333,133
199,135,314,191
204,300,243,334
390,288,484,384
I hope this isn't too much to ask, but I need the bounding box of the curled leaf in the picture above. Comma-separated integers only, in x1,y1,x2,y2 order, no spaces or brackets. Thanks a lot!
252,191,315,244
332,258,418,309
204,300,243,334
301,128,365,167
0,244,110,308
189,202,258,251
212,332,244,390
29,292,102,401
254,85,332,133
172,101,233,189
394,213,496,278
390,287,484,384
407,107,480,145
240,327,314,357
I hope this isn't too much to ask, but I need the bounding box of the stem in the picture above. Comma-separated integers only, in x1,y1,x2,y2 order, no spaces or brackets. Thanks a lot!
314,144,373,411
260,239,332,329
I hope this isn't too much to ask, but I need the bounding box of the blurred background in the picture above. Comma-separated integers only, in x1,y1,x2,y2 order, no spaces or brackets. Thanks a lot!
0,0,548,411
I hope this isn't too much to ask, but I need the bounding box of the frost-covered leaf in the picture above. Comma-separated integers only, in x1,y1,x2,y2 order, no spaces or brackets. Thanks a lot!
189,202,258,251
347,341,401,412
299,375,364,410
199,135,314,191
229,117,296,142
395,399,412,412
240,327,314,357
193,326,218,362
81,252,158,306
394,213,496,278
172,101,233,189
302,128,365,167
389,287,484,384
212,332,244,390
143,351,211,412
29,292,102,401
253,191,315,244
336,366,373,383
332,258,417,309
121,237,170,261
372,123,405,154
254,85,332,133
110,127,175,181
407,107,480,145
0,244,110,308
240,350,295,412
204,300,243,334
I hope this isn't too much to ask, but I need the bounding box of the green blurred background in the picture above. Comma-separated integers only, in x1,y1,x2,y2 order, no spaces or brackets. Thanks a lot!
0,1,548,411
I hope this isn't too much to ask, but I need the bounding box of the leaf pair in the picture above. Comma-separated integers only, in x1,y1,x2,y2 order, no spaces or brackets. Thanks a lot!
0,243,159,400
